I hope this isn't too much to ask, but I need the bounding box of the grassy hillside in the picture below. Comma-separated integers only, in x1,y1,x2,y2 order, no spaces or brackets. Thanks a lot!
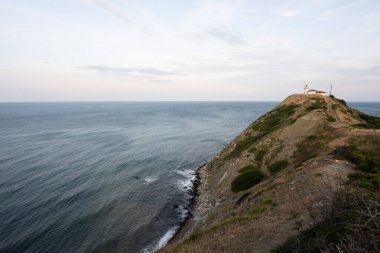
162,94,380,253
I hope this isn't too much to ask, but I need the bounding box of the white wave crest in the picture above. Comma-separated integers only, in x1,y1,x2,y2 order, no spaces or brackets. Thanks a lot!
144,177,159,185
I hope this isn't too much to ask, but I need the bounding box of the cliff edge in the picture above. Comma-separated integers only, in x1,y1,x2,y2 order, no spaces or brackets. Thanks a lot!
162,94,380,253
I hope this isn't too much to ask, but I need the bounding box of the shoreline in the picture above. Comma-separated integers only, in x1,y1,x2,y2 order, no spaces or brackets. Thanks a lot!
164,161,209,248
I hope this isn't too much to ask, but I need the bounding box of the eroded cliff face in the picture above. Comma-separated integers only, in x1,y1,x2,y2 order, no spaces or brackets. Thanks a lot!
163,94,380,253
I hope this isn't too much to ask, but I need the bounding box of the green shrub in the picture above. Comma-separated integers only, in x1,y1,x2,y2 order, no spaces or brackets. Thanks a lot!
355,112,380,129
348,172,380,191
334,145,380,173
337,98,347,105
257,104,298,133
238,164,259,173
334,145,380,191
231,169,265,192
268,160,288,174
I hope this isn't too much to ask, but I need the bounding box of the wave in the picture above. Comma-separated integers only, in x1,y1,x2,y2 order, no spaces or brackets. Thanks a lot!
140,226,180,253
144,177,159,185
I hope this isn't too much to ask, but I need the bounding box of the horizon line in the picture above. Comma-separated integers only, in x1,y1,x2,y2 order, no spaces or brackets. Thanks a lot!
0,100,379,103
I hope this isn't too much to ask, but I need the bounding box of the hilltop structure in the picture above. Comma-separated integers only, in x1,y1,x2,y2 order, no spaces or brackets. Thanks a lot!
304,84,327,96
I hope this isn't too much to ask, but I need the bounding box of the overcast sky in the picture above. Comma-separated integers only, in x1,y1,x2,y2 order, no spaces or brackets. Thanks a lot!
0,0,379,101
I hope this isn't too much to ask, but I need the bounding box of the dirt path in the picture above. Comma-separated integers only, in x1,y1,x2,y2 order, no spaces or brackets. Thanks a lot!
326,98,340,122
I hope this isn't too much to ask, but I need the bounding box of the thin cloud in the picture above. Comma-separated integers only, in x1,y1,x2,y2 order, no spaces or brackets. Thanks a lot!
92,0,131,24
85,65,178,76
206,26,246,46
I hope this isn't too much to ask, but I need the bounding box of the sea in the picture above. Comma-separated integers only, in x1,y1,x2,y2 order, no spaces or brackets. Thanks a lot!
0,101,379,253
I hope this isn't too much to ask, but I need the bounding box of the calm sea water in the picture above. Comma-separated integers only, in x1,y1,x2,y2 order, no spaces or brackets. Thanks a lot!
0,101,379,253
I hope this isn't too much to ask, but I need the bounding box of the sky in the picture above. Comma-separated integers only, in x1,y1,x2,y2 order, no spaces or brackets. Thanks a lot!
0,0,379,102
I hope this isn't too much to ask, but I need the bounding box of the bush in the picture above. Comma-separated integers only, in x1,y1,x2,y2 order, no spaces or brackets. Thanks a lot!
337,98,347,105
268,160,288,174
348,172,380,191
257,104,298,133
272,189,380,253
334,145,380,191
356,112,380,129
239,164,259,173
334,145,380,173
231,168,265,192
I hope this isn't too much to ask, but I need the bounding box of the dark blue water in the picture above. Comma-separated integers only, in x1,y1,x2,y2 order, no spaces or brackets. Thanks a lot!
0,101,379,253
0,102,279,253
348,102,380,117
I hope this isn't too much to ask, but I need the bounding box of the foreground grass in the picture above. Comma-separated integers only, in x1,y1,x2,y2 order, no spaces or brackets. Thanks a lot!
272,189,380,253
334,145,380,191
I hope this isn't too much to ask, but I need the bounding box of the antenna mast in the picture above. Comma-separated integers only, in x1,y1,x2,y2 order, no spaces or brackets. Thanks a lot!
330,84,333,96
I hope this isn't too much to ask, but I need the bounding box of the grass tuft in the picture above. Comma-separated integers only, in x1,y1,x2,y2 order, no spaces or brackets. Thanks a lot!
271,189,380,253
334,145,380,190
306,98,326,112
268,160,288,174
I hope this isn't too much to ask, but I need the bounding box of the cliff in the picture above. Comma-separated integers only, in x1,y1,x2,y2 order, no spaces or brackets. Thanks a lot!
162,94,380,253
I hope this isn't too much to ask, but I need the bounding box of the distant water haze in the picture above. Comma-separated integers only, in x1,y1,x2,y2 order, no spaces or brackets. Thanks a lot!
0,102,379,253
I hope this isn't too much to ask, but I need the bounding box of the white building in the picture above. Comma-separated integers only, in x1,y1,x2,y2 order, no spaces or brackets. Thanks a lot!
304,85,328,96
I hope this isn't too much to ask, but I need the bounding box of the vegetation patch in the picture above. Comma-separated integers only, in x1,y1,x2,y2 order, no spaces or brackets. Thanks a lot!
238,164,259,173
227,133,264,159
334,145,380,190
248,146,257,154
306,98,326,112
219,195,274,227
271,190,380,253
355,112,380,129
326,115,336,122
228,104,299,160
337,98,347,105
334,145,380,173
187,229,201,242
254,104,298,134
231,165,265,192
348,173,380,191
294,135,320,165
255,148,267,165
268,160,288,174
